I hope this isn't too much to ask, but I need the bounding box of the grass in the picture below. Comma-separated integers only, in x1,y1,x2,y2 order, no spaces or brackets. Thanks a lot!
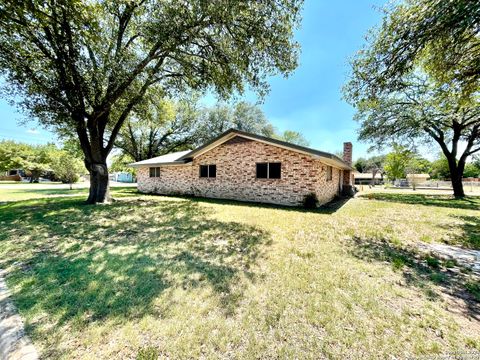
0,185,479,359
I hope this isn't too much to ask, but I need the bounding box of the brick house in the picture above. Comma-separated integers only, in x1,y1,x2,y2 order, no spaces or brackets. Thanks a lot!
130,129,354,206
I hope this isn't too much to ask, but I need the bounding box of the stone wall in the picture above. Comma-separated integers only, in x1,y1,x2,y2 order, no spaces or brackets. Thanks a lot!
137,136,344,206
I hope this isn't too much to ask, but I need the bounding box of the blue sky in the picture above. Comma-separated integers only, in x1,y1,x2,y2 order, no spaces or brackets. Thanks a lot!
0,0,387,160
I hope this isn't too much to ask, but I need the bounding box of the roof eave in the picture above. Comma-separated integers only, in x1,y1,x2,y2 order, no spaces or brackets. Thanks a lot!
129,161,191,168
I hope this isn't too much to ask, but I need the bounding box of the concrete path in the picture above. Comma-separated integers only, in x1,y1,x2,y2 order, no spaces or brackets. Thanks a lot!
418,243,480,275
0,270,38,360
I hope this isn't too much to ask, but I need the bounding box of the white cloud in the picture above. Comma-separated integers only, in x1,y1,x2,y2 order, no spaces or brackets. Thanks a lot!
26,129,39,134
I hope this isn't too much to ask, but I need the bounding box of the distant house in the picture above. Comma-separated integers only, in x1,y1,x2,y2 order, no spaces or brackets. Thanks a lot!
353,171,383,185
406,173,430,182
110,172,134,183
130,129,355,206
0,169,24,181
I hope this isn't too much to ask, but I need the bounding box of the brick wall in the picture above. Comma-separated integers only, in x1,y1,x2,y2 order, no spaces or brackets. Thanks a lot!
137,136,343,206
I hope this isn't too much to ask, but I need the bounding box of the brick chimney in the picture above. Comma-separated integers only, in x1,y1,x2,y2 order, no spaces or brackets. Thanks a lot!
343,142,352,166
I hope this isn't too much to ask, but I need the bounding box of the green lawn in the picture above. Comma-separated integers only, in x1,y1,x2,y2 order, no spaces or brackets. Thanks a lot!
0,185,479,359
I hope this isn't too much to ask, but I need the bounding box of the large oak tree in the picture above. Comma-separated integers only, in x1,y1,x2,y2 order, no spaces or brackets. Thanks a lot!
344,0,480,197
0,0,302,203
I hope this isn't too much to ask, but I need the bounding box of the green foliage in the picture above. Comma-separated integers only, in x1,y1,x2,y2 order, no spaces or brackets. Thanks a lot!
366,155,386,177
344,0,480,197
354,157,368,173
50,150,85,185
352,0,480,92
110,153,136,176
430,155,451,180
0,141,56,181
0,140,85,183
425,256,440,269
275,130,310,147
465,281,480,302
384,145,413,180
194,101,277,146
0,0,302,151
136,347,159,360
115,97,310,161
0,140,32,172
463,163,480,178
406,156,431,175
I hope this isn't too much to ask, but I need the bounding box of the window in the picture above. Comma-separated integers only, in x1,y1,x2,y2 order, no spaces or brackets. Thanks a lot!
256,163,268,178
256,162,281,179
269,163,281,179
326,166,332,181
200,164,216,178
149,167,160,178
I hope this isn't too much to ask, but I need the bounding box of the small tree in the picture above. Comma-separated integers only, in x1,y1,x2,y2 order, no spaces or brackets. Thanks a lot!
353,158,368,173
50,150,85,189
463,163,480,178
384,144,413,182
0,140,32,173
365,155,385,186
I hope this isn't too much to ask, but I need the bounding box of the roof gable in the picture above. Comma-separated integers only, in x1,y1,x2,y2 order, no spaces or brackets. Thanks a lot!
178,129,353,170
130,129,354,170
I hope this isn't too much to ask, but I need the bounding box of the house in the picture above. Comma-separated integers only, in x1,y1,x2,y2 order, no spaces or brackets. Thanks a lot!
353,171,383,185
406,173,430,182
130,129,354,206
0,169,24,181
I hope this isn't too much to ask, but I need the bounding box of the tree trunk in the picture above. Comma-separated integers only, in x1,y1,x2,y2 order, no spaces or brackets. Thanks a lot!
446,155,465,198
451,174,464,198
86,163,111,204
371,170,377,186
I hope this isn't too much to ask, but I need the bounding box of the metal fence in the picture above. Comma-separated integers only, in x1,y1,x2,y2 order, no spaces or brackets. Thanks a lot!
416,180,480,189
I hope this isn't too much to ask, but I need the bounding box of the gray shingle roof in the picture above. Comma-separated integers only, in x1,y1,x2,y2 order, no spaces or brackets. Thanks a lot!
129,150,191,167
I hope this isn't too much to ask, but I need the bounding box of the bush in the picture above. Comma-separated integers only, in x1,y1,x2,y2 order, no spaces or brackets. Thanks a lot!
60,174,79,184
303,192,319,209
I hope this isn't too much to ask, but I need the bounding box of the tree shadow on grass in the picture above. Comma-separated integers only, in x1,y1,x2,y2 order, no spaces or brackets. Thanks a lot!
349,236,480,321
439,215,480,249
167,194,351,215
0,197,271,356
0,186,138,203
358,192,480,210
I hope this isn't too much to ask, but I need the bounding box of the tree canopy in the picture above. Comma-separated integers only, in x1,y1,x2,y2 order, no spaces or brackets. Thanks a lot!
383,144,413,181
114,97,310,162
350,0,480,95
344,0,480,197
0,0,303,203
0,140,85,183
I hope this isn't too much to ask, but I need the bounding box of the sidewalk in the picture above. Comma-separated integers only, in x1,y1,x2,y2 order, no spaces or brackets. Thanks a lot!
0,270,38,360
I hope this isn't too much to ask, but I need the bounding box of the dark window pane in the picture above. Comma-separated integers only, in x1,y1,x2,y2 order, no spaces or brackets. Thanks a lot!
269,163,281,179
256,163,268,178
149,167,155,177
209,165,216,178
200,165,208,177
155,167,160,177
